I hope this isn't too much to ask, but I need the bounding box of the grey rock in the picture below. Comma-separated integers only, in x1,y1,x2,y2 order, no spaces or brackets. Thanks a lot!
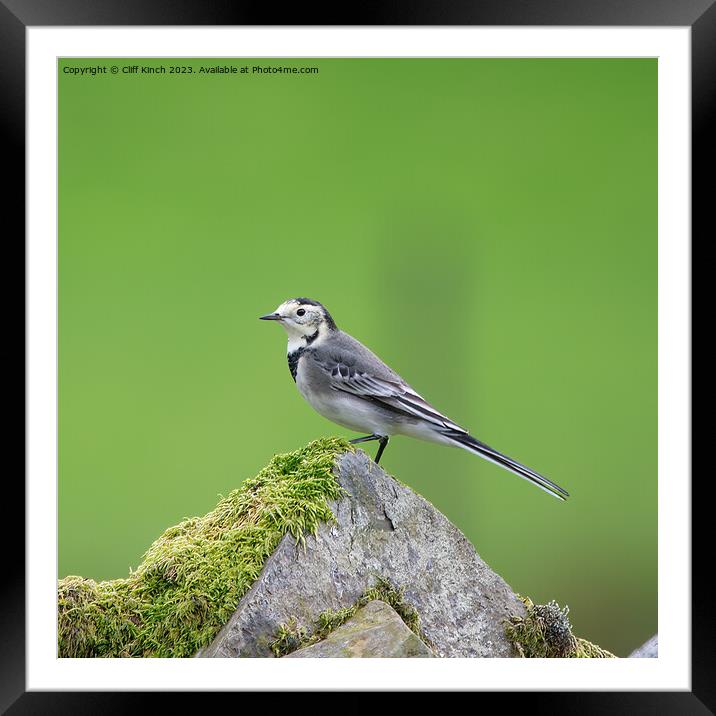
284,600,434,658
629,634,658,658
197,449,525,658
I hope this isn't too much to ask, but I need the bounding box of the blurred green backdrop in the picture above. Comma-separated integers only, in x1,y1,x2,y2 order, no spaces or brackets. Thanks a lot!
58,58,656,657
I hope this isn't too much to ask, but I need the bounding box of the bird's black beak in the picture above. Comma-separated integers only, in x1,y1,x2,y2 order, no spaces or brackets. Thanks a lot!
259,312,283,321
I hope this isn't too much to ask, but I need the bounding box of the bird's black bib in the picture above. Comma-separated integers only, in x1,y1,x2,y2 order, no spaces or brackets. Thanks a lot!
287,347,306,382
287,330,319,381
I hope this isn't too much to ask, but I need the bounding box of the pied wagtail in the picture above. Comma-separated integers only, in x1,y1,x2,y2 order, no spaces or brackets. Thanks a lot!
260,297,569,500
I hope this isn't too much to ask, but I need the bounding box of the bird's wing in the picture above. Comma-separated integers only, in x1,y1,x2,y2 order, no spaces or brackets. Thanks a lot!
309,334,467,434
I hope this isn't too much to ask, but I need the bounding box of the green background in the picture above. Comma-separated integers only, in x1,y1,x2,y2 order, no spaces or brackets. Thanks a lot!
58,58,657,657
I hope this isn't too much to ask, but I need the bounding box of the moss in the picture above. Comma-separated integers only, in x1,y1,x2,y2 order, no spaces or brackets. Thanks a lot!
504,596,616,658
58,437,353,658
270,576,431,657
270,617,310,657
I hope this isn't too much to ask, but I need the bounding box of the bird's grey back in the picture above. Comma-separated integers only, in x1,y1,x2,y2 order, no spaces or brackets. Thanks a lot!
312,330,407,385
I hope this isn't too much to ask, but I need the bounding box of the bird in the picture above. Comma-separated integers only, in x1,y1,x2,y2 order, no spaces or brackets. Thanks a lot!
259,297,569,501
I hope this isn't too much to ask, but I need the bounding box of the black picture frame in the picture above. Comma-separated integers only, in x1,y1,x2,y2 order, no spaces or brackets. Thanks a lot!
6,1,705,711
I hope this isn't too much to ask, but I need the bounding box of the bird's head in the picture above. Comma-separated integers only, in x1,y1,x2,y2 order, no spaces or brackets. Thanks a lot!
259,297,337,350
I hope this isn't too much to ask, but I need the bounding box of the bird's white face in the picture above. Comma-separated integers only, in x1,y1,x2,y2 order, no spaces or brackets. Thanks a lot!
259,298,333,352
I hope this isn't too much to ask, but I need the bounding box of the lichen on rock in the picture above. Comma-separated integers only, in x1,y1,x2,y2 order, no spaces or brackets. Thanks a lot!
284,600,434,658
504,596,616,658
57,437,352,658
270,576,429,657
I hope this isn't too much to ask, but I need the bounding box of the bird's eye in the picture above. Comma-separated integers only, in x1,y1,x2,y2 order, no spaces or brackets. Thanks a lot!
296,308,306,317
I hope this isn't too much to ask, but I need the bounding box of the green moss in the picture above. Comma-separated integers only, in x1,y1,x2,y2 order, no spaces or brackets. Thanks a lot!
504,596,616,658
270,617,310,657
270,576,431,657
58,437,353,658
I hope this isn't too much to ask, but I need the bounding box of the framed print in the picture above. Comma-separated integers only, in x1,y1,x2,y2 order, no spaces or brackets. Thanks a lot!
9,1,706,711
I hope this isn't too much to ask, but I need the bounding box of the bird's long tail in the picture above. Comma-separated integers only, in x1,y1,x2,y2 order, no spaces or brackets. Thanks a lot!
444,430,569,501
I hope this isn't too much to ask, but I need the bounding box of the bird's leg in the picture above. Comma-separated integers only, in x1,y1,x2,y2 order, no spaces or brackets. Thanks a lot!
350,434,380,445
374,436,389,464
349,434,389,464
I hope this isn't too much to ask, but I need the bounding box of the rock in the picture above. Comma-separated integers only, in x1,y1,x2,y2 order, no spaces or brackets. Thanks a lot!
197,449,525,658
284,600,434,658
629,634,658,658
